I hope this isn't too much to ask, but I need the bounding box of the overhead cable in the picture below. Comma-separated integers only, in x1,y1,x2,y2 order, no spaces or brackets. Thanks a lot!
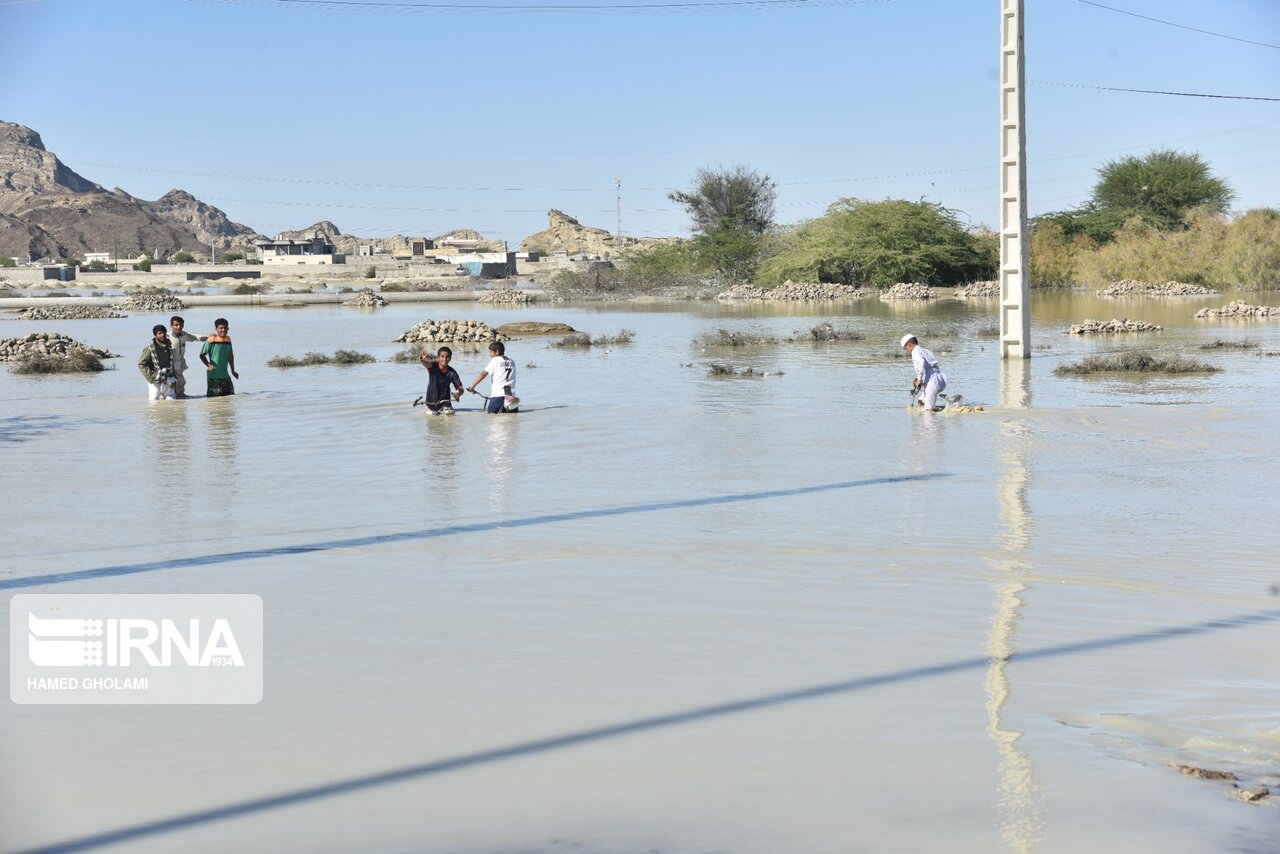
1033,80,1280,102
1076,0,1280,51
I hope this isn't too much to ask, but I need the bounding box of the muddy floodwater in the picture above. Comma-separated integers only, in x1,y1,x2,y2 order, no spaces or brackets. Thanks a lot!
2,290,1278,853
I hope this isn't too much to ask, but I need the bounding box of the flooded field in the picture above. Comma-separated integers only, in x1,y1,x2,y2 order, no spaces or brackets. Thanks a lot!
2,290,1279,853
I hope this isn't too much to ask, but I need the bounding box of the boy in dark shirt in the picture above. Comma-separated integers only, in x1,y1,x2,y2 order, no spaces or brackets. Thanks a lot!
419,346,463,414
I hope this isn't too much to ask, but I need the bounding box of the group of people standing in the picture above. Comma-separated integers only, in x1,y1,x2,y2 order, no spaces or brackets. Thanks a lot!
418,340,518,415
137,316,238,400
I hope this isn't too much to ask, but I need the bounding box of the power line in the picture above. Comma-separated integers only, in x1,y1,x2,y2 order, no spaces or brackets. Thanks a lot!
1032,80,1280,102
193,0,893,13
1076,0,1280,51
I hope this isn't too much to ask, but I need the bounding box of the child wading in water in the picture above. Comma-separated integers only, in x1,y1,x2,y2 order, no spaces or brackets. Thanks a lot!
419,346,463,414
467,341,518,413
200,318,239,397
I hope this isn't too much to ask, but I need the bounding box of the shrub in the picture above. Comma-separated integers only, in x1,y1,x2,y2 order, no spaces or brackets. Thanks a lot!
0,255,16,268
228,283,268,295
219,252,244,263
756,198,996,287
1054,352,1221,375
12,351,106,374
380,281,409,292
172,251,196,264
390,346,426,363
85,260,108,271
135,258,152,272
364,266,377,279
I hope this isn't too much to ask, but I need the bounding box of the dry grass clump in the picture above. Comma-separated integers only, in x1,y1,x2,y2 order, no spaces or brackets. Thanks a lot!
1198,339,1258,351
550,329,636,348
1054,352,1221,376
228,283,269,295
11,351,107,374
974,322,1002,338
267,350,375,368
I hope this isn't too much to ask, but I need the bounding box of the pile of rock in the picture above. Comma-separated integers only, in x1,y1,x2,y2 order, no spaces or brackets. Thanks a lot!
1067,318,1163,334
395,319,508,345
1100,280,1218,296
343,288,388,308
955,280,1000,298
19,305,126,320
115,294,188,312
716,281,873,301
479,288,536,304
0,332,117,362
880,282,937,300
1195,301,1279,319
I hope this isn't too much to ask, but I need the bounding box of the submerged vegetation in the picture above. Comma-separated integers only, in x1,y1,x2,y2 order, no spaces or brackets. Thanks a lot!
1054,352,1221,376
549,329,636,348
267,350,376,368
11,351,107,374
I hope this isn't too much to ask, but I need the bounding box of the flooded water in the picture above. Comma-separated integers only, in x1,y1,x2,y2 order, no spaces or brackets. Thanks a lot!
2,290,1279,853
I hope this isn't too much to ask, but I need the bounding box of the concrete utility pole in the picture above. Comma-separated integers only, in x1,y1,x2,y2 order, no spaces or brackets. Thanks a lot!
999,0,1030,359
615,175,622,251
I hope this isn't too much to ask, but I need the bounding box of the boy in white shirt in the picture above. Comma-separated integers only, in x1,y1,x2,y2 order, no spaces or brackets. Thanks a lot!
467,340,519,413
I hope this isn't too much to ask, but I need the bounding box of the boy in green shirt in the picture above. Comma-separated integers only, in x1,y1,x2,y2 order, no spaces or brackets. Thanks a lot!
199,317,239,397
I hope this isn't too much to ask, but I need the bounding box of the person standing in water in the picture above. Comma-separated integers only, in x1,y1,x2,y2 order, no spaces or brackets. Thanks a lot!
467,341,518,413
901,333,947,411
200,318,239,397
166,315,206,399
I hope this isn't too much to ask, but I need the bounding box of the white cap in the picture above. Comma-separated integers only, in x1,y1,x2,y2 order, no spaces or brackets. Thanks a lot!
900,334,917,348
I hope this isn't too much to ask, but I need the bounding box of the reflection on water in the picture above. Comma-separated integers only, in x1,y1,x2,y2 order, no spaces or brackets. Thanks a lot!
984,359,1044,852
484,414,519,513
146,400,190,465
206,398,240,494
422,414,462,508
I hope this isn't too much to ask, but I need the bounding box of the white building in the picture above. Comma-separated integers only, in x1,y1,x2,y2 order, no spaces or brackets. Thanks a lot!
254,232,346,266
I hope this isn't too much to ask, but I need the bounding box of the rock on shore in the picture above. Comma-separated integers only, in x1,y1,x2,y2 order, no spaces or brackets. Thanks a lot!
1068,318,1163,334
955,280,1000,298
879,282,937,300
479,288,537,304
1195,301,1280,318
1101,280,1218,296
342,288,388,308
716,281,874,301
19,305,127,320
395,319,508,344
0,332,118,361
115,294,188,312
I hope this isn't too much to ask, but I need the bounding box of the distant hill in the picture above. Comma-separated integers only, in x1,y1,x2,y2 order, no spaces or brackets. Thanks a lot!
0,120,265,260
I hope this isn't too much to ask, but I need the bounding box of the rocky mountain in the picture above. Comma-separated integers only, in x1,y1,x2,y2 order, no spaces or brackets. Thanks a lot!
0,120,264,260
521,209,681,257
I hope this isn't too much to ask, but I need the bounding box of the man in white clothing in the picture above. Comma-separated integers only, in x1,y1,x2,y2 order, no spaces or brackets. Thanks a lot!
167,315,207,399
901,333,947,411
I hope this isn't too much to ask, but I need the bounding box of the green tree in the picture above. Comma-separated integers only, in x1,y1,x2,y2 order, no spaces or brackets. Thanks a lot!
219,252,244,263
172,251,196,263
1091,149,1233,232
670,165,776,281
757,198,996,287
0,255,16,268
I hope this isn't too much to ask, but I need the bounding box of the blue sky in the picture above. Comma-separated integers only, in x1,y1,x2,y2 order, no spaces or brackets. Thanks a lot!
2,0,1277,243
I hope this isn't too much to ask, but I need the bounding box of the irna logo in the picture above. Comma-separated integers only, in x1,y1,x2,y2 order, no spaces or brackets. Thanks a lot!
28,613,245,668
